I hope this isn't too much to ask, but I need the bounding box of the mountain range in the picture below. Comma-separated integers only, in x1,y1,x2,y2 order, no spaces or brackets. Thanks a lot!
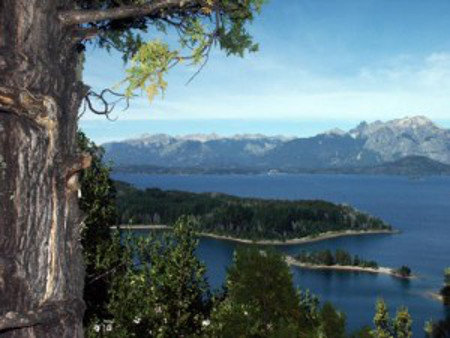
103,116,450,175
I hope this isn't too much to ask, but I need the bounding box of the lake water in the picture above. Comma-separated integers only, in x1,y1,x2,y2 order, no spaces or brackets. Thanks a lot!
114,173,450,334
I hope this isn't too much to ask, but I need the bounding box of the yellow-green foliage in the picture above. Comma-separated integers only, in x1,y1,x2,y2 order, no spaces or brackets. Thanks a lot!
115,0,267,101
394,307,413,338
373,299,392,338
372,299,412,338
123,40,176,100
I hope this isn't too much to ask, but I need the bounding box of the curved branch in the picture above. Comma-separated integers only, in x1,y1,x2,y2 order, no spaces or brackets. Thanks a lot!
59,0,198,26
82,89,130,121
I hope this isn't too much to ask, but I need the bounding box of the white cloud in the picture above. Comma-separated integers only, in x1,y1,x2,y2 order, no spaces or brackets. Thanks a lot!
357,52,450,90
81,51,450,123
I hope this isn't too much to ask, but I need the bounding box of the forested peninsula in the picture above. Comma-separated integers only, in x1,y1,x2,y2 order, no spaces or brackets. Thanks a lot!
115,181,394,242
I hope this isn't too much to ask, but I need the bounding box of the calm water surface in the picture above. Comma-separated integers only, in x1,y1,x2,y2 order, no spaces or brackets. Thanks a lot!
114,173,450,334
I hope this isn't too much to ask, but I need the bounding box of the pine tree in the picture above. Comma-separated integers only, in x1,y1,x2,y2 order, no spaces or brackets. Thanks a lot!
320,302,347,338
207,248,305,337
372,299,393,338
393,307,412,338
372,299,414,338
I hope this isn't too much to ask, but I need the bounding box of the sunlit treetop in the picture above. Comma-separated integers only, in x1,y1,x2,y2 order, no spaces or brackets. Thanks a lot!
65,0,266,100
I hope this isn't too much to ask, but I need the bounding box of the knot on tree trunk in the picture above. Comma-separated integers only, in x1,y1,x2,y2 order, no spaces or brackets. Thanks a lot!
66,153,92,192
0,86,59,130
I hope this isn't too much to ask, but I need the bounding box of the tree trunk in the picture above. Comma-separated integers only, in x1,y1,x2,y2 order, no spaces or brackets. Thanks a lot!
0,1,87,336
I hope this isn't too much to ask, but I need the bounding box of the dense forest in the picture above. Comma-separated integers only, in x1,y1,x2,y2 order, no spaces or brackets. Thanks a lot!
115,181,392,241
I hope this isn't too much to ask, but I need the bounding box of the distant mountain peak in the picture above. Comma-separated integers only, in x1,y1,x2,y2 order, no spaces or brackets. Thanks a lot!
128,133,174,145
322,128,347,136
121,133,291,144
391,115,435,128
178,133,220,142
349,115,440,139
103,115,450,170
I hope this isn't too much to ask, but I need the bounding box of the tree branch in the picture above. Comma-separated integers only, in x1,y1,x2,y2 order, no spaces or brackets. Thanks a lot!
72,27,99,43
81,89,130,121
0,300,84,332
59,0,198,26
87,262,126,285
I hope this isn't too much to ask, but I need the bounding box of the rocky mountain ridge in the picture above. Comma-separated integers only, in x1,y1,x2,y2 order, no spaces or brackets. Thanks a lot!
103,116,450,171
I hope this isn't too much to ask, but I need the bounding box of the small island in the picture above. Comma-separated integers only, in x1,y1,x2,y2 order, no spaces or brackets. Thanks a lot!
285,249,414,279
116,182,395,243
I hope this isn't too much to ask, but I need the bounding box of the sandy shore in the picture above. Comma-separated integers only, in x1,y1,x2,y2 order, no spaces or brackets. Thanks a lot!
198,229,398,245
426,291,444,303
285,256,414,280
115,225,397,246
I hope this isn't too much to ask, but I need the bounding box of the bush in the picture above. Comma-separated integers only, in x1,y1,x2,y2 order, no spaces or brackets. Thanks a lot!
396,266,412,277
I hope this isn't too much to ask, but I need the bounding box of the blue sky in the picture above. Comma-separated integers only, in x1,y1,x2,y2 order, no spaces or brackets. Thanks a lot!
81,0,450,144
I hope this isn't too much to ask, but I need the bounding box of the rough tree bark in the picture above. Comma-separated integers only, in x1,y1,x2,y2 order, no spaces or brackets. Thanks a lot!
0,1,88,336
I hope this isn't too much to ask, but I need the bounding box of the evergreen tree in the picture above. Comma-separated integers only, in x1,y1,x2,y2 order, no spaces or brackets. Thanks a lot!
207,248,306,337
372,299,414,338
393,307,412,338
320,302,347,338
321,249,335,266
373,299,393,338
395,266,412,278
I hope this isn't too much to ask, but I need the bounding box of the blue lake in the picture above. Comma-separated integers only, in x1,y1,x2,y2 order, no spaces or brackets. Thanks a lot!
114,173,450,334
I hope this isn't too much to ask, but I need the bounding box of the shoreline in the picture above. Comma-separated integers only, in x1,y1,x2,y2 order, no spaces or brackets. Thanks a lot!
114,225,398,246
426,291,444,303
199,229,398,245
114,225,171,230
285,256,414,280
